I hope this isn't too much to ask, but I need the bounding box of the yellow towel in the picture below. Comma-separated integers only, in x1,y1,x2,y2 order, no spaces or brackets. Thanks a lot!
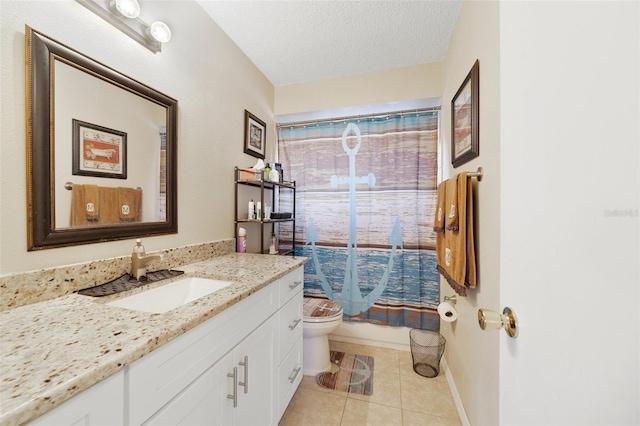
99,187,120,224
70,184,86,227
83,184,100,222
118,187,137,222
445,176,459,231
433,181,446,233
465,177,477,290
436,172,476,296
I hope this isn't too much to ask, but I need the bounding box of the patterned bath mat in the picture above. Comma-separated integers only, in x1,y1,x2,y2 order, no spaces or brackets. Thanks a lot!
316,351,374,396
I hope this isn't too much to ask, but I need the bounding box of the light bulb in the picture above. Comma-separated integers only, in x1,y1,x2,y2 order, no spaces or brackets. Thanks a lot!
148,21,171,43
110,0,140,19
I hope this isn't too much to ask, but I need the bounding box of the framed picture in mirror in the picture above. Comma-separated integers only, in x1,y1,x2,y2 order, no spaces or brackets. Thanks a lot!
451,60,479,168
244,109,266,159
72,119,127,179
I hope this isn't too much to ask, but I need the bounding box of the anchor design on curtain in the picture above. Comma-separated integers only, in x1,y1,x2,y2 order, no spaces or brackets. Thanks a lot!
306,123,403,316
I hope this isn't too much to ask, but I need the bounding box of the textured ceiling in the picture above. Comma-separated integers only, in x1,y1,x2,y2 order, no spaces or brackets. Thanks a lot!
197,0,462,86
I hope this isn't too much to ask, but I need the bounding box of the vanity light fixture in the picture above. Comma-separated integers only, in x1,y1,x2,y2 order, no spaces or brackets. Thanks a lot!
147,21,172,43
76,0,171,54
110,0,140,19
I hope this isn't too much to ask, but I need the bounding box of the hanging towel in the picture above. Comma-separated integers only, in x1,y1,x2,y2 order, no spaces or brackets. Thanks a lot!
70,184,86,226
465,177,477,290
99,187,120,224
83,184,100,222
436,172,476,296
445,176,459,231
435,180,447,274
433,181,446,233
118,187,137,222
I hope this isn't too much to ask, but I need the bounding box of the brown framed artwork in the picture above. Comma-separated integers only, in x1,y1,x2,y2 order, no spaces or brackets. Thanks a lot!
451,60,479,168
72,119,127,179
244,109,266,159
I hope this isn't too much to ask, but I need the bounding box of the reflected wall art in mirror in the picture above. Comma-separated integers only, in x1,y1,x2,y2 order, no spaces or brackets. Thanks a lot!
26,26,178,250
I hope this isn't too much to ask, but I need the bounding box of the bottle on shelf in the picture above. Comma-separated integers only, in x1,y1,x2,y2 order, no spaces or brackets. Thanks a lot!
237,228,247,253
269,232,278,254
269,166,279,183
248,199,255,220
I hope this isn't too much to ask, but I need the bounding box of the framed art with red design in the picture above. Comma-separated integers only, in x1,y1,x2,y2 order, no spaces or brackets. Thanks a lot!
72,119,127,179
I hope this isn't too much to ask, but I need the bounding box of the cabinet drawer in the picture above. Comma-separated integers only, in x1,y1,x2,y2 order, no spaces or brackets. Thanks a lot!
278,267,303,306
278,290,303,361
277,337,303,422
126,283,276,426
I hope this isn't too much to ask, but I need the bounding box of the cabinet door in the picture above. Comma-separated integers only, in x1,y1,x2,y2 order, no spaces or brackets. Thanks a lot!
145,354,234,426
31,370,124,426
232,314,277,426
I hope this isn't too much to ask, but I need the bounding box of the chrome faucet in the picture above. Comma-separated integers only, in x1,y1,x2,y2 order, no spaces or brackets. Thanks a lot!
130,239,165,281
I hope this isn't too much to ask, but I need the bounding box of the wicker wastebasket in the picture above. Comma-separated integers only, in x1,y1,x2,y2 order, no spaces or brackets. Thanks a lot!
409,329,446,378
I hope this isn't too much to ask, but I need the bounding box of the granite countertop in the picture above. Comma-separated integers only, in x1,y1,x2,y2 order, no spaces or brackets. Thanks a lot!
0,253,307,425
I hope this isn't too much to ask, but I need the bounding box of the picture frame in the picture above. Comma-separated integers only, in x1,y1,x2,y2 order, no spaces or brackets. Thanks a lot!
72,119,127,179
244,109,266,159
451,60,479,168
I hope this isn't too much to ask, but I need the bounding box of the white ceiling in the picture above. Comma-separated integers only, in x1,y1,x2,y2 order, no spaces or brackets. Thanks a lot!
197,0,463,87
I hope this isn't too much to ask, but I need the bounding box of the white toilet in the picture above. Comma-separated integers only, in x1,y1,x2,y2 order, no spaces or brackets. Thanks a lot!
302,297,344,376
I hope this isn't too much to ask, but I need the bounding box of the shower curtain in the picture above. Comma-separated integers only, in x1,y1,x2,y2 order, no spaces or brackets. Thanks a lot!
277,111,440,330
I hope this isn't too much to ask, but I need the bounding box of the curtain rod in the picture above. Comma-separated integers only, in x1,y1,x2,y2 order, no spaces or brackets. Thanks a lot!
276,106,441,129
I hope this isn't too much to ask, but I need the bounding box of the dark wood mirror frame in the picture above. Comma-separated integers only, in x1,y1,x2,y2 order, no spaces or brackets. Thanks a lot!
26,26,178,250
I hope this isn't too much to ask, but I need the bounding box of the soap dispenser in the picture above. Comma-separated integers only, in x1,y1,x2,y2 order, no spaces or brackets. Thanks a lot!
133,239,145,255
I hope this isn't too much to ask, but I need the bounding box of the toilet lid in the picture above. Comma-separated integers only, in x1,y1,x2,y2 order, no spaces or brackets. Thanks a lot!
303,297,343,323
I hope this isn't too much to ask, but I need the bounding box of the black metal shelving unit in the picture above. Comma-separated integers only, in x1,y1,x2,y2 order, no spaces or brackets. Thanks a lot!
234,166,296,255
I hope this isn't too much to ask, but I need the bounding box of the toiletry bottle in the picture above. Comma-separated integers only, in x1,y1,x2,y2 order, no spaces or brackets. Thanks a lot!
133,238,145,255
270,232,278,254
237,228,247,253
269,167,279,183
263,163,271,181
257,201,262,220
248,199,254,220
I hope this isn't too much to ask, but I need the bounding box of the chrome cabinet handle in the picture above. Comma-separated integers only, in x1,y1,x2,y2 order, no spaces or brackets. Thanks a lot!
288,280,302,290
238,356,249,394
288,366,302,383
227,367,238,407
288,318,302,330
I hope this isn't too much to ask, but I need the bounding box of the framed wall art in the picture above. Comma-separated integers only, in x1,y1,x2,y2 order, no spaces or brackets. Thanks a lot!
244,109,266,159
72,119,127,179
451,60,479,168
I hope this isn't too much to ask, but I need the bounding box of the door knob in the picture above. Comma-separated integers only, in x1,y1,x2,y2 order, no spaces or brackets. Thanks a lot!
478,307,518,338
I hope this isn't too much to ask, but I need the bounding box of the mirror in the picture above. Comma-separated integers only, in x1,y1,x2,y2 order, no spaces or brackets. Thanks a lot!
26,26,178,250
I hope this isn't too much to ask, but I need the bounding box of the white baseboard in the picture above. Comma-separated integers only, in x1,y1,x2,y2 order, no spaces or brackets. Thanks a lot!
328,321,411,351
442,356,470,426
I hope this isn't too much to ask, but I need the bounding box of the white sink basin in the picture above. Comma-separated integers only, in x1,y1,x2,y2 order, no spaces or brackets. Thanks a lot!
106,277,233,314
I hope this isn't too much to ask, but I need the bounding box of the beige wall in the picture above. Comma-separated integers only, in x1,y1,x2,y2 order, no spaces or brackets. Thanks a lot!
440,1,501,425
0,1,274,275
275,63,443,115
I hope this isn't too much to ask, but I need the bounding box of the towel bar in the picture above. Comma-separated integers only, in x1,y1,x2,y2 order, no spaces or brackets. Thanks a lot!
466,167,483,181
64,181,142,190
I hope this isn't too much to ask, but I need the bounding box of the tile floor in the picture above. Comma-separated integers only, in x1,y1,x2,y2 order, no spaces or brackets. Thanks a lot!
279,340,462,426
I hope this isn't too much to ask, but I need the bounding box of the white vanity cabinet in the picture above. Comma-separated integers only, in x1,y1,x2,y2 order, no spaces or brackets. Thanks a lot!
144,315,276,426
30,370,124,426
127,281,277,425
27,267,304,426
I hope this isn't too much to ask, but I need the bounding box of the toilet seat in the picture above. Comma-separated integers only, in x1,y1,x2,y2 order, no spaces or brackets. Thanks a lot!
303,297,343,323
